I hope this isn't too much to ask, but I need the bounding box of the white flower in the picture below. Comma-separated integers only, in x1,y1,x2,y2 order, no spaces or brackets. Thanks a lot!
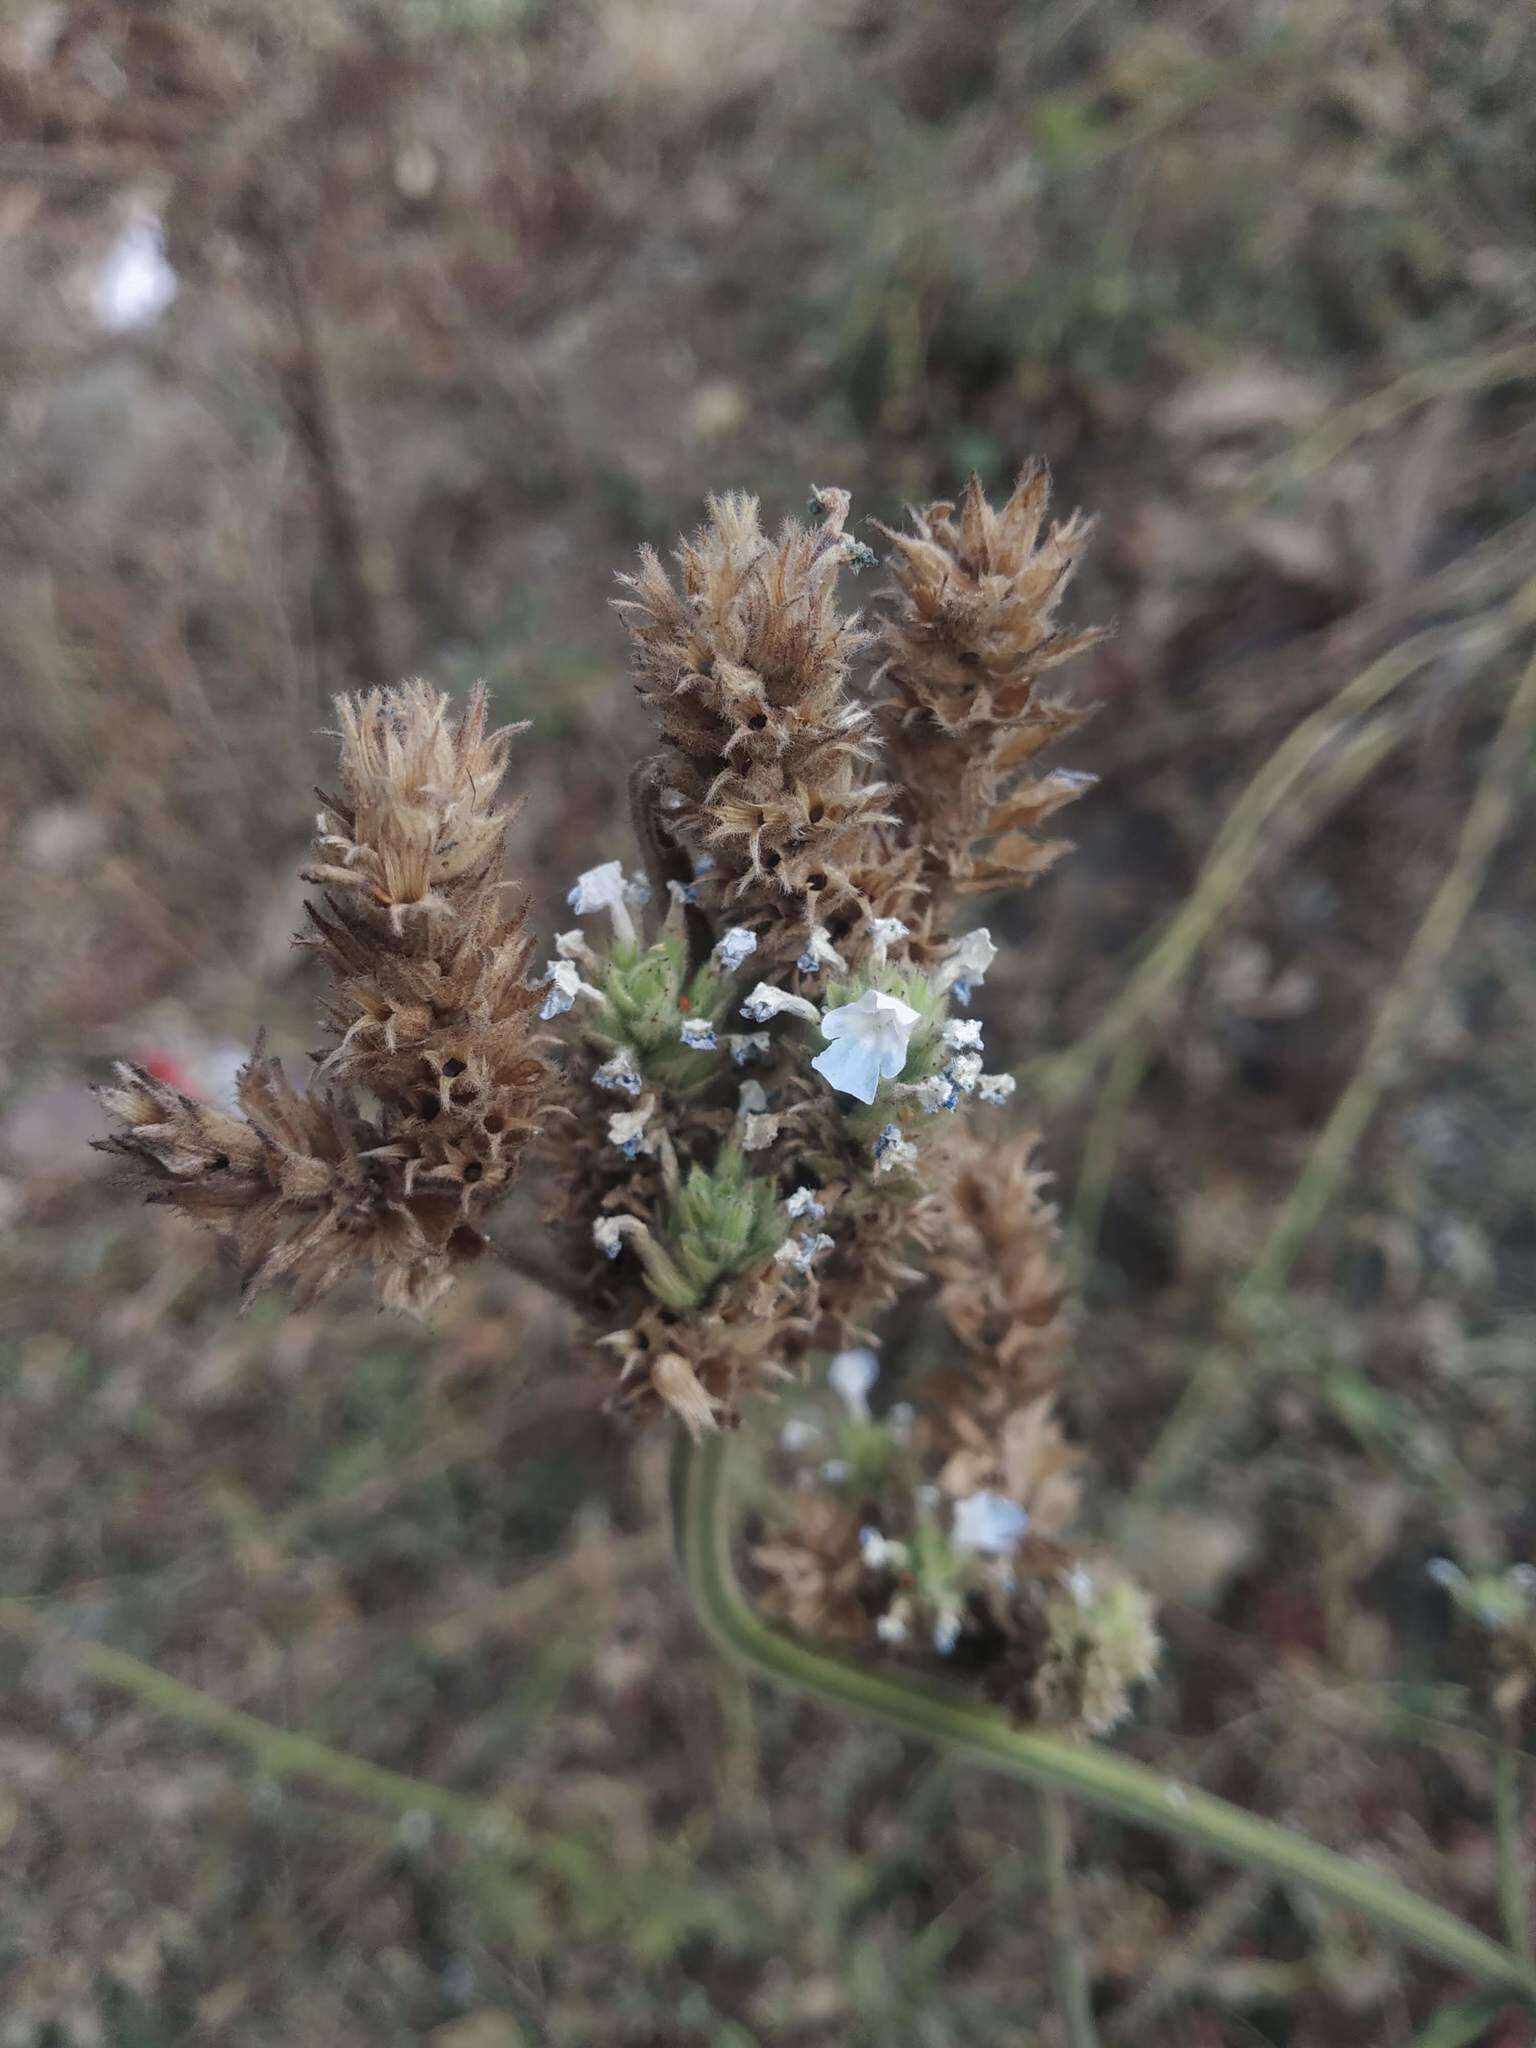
873,1122,918,1174
859,1526,908,1571
901,1074,958,1114
932,1611,962,1656
740,982,821,1026
666,878,701,910
92,210,178,334
592,1214,641,1260
785,1185,825,1220
737,1079,769,1115
567,861,638,946
812,988,921,1103
876,1606,910,1646
828,1346,879,1417
713,926,759,972
976,1072,1016,1105
947,1052,983,1096
679,1016,717,1052
795,925,844,977
1066,1565,1096,1609
774,1231,833,1277
780,1417,822,1454
592,1048,643,1096
725,1031,771,1066
607,1100,656,1158
867,917,910,961
537,958,603,1020
942,1018,984,1053
952,1492,1031,1556
554,928,601,967
937,928,998,1004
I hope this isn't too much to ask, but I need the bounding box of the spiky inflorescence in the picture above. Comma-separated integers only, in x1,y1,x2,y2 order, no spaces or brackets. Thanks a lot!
97,682,553,1310
617,488,923,966
876,462,1108,928
925,1132,1081,1530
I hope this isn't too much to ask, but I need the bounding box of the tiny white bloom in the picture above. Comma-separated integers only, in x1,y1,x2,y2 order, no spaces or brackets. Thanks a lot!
624,871,652,906
820,1458,851,1484
1426,1557,1466,1589
937,928,998,1003
780,1417,822,1454
786,1185,825,1220
774,1231,833,1277
92,210,179,334
666,878,701,910
713,926,759,972
607,1101,655,1158
876,1606,910,1646
976,1072,1016,1105
952,1491,1031,1556
828,1346,879,1417
812,987,921,1103
679,1016,717,1052
725,1031,771,1065
900,1074,958,1115
592,1214,639,1259
873,1122,918,1173
568,861,638,945
796,925,844,977
932,1611,962,1656
1066,1565,1096,1609
592,1048,643,1096
537,958,603,1020
737,1079,769,1115
866,917,910,961
859,1526,908,1571
741,982,821,1026
554,928,601,967
947,1052,983,1095
942,1018,984,1052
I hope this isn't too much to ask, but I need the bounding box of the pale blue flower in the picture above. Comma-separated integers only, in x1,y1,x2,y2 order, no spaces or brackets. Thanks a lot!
679,1017,717,1052
567,861,637,945
873,1122,918,1173
812,988,921,1103
592,1049,643,1096
976,1072,1016,1105
938,928,998,1004
713,926,759,972
786,1185,825,1220
942,1018,984,1053
952,1491,1031,1556
741,982,820,1026
726,1031,771,1065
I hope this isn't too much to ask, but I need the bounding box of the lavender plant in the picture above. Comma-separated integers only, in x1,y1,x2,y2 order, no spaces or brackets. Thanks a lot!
94,468,1536,2008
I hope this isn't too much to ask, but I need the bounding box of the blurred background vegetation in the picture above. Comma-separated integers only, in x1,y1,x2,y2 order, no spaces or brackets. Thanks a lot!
3,1,1536,2041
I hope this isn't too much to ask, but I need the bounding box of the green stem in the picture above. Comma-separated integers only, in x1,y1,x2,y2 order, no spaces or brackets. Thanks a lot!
1496,1743,1533,1965
672,1433,1536,2002
1040,1785,1100,2045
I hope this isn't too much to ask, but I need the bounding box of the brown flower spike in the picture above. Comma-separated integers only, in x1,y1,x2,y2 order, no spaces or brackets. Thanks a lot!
97,682,553,1310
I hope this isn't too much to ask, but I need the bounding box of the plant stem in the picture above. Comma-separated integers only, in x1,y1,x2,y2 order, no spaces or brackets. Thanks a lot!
1023,597,1531,1112
671,1431,1536,2001
1496,1742,1533,1965
1135,638,1536,1502
0,1598,527,1853
1040,1786,1100,2046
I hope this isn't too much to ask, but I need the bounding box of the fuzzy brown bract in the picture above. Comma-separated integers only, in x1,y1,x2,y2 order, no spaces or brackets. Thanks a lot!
617,489,922,965
96,681,554,1312
876,462,1108,915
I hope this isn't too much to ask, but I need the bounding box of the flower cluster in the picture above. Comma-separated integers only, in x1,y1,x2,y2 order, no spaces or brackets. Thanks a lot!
96,467,1159,1732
